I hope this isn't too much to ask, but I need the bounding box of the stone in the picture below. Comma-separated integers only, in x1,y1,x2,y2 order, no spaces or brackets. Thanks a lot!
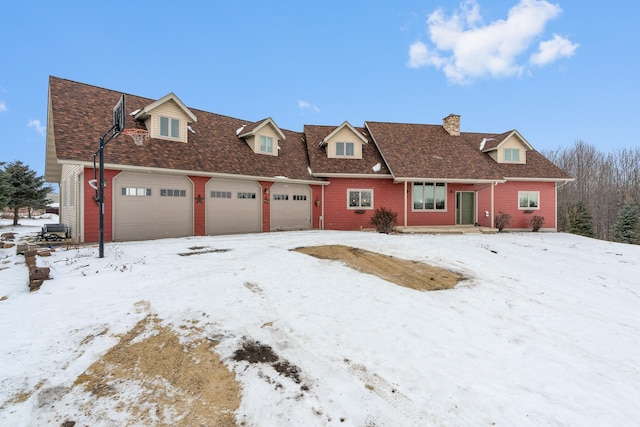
29,267,50,281
37,250,52,257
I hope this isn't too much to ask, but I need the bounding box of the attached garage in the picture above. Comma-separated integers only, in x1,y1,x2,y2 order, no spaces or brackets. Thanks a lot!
206,179,261,234
112,172,193,241
270,182,311,231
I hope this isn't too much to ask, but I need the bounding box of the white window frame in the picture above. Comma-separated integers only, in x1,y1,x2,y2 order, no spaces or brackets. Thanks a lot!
122,187,151,197
518,191,540,210
347,189,373,210
160,116,180,139
211,191,232,198
160,189,186,197
260,135,273,153
412,182,447,211
336,142,355,157
504,148,520,162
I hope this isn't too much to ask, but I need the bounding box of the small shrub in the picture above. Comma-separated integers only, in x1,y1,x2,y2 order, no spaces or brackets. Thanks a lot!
495,212,511,232
370,207,398,234
530,215,545,232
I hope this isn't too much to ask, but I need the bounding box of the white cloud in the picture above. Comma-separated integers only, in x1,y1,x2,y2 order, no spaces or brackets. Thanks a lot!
0,101,6,112
408,0,577,84
27,119,45,136
298,100,320,113
530,33,579,65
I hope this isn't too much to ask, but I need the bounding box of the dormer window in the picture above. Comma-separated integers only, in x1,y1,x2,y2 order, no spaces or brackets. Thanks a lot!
504,148,520,162
160,116,180,139
260,136,273,153
336,142,355,157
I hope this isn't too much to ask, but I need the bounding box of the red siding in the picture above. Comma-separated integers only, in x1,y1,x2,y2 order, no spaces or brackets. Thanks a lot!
259,181,273,231
189,176,208,236
322,178,403,230
475,184,494,228
83,168,121,242
494,181,557,230
311,185,323,229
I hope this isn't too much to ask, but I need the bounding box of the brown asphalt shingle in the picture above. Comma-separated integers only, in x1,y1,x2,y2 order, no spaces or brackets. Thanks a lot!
48,76,317,182
365,121,572,180
303,125,391,175
48,76,571,183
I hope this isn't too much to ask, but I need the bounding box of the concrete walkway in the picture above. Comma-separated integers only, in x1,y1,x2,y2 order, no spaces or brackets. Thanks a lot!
394,225,498,234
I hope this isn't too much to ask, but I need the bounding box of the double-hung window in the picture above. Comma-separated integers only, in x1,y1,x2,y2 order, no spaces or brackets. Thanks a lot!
260,136,273,153
336,142,355,157
413,183,446,210
160,116,180,138
518,191,539,209
348,189,373,209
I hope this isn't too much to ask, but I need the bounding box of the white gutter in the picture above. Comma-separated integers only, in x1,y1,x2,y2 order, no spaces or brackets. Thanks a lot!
312,173,394,179
503,177,576,183
395,177,506,184
62,159,329,186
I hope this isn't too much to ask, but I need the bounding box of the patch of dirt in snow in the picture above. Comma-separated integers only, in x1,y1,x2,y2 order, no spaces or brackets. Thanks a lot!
67,314,241,426
294,245,460,291
233,339,306,388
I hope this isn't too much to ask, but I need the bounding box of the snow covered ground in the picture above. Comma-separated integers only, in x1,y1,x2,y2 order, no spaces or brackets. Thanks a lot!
1,216,639,426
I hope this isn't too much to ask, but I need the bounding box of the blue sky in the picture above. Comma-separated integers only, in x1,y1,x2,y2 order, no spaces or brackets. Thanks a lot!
1,0,638,180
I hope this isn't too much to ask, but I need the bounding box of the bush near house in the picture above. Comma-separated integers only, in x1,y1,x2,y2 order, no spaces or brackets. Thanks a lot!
370,207,398,234
530,215,545,232
495,212,511,232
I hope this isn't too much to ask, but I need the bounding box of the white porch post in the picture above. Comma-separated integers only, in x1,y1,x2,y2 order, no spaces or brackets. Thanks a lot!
404,181,408,227
491,181,496,229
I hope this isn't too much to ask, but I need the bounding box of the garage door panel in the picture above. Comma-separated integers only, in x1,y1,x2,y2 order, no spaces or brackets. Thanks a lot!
113,172,193,241
270,183,311,231
206,179,260,235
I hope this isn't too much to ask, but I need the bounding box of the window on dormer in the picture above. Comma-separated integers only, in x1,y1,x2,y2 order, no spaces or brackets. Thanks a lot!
260,136,273,153
504,148,520,162
336,142,354,157
160,116,180,138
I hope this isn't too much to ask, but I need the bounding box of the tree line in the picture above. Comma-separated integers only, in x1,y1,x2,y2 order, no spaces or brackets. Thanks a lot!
0,161,52,226
544,141,640,244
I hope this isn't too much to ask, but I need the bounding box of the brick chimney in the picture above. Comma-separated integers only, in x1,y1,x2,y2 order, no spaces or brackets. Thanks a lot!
442,114,460,136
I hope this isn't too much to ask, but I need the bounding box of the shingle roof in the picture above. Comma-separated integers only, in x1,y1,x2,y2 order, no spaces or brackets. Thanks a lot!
47,76,571,184
303,124,391,176
365,121,572,181
46,76,318,182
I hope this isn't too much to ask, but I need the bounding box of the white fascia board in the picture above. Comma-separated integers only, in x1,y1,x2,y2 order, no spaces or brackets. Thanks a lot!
62,159,328,186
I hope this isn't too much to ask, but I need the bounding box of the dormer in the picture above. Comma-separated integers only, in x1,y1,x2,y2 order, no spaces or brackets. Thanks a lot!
481,130,532,164
133,93,197,143
237,118,286,156
319,121,368,159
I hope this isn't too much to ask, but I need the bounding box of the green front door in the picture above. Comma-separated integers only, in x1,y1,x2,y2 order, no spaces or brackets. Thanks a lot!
456,192,475,225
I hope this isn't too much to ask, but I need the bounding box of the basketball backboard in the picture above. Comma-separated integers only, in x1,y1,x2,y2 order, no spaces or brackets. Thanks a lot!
112,94,126,135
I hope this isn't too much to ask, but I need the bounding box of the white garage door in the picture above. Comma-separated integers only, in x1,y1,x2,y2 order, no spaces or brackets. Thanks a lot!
113,172,193,241
270,183,311,231
206,179,261,235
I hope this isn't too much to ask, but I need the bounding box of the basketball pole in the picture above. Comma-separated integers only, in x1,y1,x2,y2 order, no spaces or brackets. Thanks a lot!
95,94,125,258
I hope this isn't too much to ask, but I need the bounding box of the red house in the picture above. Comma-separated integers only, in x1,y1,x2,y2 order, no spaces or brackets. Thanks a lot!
45,77,572,242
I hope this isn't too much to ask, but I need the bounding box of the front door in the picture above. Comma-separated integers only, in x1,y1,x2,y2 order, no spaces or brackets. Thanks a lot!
456,192,475,225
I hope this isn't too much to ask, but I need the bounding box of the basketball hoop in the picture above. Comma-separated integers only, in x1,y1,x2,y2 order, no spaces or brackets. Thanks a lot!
121,128,150,146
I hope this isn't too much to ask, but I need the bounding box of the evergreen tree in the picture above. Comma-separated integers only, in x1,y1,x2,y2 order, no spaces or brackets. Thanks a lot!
0,162,14,209
611,199,640,245
567,201,594,237
4,161,52,226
